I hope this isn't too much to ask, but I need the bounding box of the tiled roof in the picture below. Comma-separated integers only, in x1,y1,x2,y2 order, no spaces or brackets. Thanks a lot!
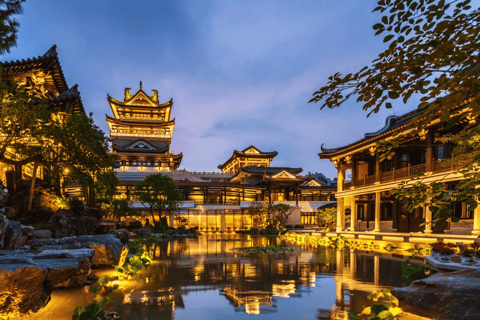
320,108,425,155
1,45,69,94
239,166,302,175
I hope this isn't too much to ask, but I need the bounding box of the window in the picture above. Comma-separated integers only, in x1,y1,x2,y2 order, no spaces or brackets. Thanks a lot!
437,146,445,160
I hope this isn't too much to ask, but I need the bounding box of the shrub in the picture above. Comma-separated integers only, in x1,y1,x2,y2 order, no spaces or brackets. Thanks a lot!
315,207,336,231
294,225,304,229
401,255,437,284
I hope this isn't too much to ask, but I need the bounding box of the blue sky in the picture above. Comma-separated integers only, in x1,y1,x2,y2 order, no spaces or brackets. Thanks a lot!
4,0,419,178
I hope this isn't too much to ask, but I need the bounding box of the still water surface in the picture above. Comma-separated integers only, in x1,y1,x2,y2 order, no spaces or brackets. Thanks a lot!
31,234,413,320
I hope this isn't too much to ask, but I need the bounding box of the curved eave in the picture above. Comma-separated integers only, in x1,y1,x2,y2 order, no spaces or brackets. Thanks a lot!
173,152,183,169
319,109,426,158
32,84,85,115
1,45,69,94
107,94,173,108
217,151,278,170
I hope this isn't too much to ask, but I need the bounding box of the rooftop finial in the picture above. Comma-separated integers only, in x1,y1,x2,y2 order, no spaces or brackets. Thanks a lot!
139,81,142,90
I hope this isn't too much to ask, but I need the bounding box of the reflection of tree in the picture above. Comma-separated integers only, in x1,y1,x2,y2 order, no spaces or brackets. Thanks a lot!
108,236,406,318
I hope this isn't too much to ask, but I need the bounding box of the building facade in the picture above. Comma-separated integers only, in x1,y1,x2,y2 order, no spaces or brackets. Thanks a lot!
108,85,336,230
320,109,480,236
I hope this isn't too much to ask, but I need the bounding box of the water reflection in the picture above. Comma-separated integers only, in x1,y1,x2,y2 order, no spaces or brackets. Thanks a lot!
30,234,410,320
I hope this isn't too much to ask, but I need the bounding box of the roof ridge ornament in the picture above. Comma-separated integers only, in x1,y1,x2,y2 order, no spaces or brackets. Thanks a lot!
43,44,58,58
364,115,398,138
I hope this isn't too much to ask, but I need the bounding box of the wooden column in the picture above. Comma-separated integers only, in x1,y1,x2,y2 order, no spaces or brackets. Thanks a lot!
426,135,433,172
374,191,381,232
472,204,480,236
351,156,357,188
337,164,345,192
375,153,380,183
424,206,433,234
336,197,345,232
350,196,356,232
295,184,299,206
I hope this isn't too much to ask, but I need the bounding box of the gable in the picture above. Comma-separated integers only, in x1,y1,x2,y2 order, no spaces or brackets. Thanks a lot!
243,145,262,154
304,179,322,187
271,170,297,179
245,148,260,154
126,91,156,106
128,140,156,151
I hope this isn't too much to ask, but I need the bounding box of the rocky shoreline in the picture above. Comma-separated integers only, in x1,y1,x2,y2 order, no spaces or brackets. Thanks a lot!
392,269,480,320
0,209,195,318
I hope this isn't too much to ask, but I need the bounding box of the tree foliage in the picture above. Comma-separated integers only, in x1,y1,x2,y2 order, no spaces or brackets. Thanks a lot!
248,202,294,230
311,0,480,225
316,206,337,232
0,0,25,54
0,76,114,208
134,174,182,225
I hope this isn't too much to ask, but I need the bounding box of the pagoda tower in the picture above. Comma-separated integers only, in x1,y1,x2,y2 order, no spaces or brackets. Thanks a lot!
106,82,183,172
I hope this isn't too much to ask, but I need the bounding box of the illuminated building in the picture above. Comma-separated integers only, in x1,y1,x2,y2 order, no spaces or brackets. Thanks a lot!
320,108,480,236
107,82,182,172
107,84,336,229
0,45,86,190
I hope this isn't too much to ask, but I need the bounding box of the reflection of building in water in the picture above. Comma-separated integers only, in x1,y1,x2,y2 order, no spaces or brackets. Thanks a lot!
222,286,273,315
107,236,410,318
112,235,339,316
99,85,336,230
315,248,407,319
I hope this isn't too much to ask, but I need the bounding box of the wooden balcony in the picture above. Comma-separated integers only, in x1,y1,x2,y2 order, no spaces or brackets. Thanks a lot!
341,154,474,191
343,163,427,190
432,156,472,173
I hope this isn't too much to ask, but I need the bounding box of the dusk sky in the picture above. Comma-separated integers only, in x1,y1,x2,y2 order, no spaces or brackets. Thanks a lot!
4,0,419,179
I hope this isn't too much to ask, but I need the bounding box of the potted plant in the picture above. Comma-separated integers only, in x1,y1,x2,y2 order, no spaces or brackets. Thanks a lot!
474,251,480,267
461,249,475,265
438,243,457,262
430,243,444,259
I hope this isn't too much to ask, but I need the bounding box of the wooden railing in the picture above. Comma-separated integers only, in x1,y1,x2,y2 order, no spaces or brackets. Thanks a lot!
343,163,427,190
341,155,475,191
432,158,471,173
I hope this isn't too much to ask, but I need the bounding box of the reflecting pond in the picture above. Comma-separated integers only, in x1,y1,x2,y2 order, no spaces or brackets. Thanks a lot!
30,234,421,320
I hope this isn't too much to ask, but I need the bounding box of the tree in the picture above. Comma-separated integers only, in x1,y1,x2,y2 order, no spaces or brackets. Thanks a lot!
134,174,182,225
316,207,337,232
0,77,114,210
0,0,25,54
248,202,294,230
310,0,480,225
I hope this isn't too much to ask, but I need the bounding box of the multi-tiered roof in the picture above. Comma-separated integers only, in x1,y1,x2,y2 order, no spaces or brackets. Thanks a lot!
107,83,182,171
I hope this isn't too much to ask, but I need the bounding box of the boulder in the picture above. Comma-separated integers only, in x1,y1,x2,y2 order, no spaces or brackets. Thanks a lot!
4,221,33,250
30,229,53,239
33,248,95,288
95,222,116,235
0,190,8,207
0,248,95,316
0,263,48,315
137,226,153,237
49,209,100,238
113,228,130,245
28,234,128,266
0,216,8,248
392,269,480,320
